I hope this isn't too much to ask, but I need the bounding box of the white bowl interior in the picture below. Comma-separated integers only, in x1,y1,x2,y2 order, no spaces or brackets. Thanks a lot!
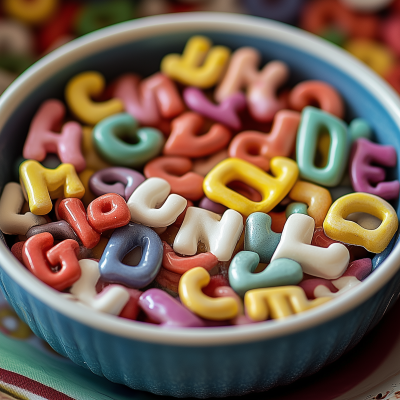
0,13,400,346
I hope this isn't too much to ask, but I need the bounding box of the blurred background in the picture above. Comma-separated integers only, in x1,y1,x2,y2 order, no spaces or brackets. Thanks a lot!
1,1,400,399
0,0,399,97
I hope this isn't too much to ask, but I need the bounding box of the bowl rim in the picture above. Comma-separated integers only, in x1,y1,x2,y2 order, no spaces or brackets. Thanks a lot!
1,12,400,346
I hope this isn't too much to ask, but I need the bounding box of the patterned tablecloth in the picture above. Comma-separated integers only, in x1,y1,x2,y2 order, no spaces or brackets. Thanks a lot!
1,289,400,400
0,0,399,398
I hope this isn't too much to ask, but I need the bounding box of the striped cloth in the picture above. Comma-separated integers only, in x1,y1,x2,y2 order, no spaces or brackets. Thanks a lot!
0,293,147,400
2,288,400,399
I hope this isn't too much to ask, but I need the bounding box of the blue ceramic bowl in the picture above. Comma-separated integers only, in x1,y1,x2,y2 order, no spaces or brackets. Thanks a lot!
1,13,400,398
